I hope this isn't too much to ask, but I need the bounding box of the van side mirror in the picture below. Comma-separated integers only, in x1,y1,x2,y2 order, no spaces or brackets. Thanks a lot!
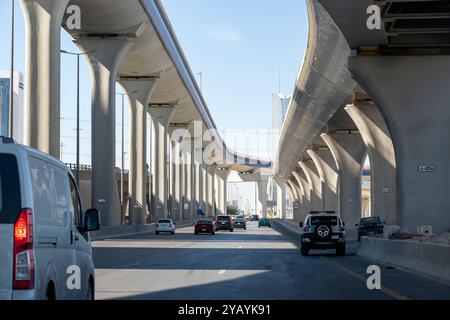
299,222,304,228
84,208,100,232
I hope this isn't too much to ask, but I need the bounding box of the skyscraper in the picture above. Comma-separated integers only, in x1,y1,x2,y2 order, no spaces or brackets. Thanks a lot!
0,71,24,143
271,93,292,217
272,93,291,131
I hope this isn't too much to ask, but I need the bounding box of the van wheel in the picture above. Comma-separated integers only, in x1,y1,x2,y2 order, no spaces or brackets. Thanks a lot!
87,278,95,301
46,282,56,301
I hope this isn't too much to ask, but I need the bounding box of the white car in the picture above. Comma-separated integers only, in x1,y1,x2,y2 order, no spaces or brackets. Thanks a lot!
0,137,100,300
155,219,176,235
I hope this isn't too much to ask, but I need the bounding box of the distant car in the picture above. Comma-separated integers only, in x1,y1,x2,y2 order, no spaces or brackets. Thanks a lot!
356,217,385,241
155,219,176,235
258,218,272,228
300,212,346,256
234,215,247,230
250,215,260,222
195,220,215,235
215,215,234,232
0,137,100,300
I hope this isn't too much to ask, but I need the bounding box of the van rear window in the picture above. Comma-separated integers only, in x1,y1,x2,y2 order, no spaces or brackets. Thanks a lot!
0,154,21,224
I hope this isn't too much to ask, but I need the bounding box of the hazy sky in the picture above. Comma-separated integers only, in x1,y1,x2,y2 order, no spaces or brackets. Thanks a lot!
0,0,309,209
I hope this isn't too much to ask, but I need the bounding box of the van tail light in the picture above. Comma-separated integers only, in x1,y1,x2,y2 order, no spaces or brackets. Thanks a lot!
13,209,35,290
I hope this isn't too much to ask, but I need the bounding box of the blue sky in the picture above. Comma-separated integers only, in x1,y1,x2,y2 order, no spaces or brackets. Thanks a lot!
0,0,308,210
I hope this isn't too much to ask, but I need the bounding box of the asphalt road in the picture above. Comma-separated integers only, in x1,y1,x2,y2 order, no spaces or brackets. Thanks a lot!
92,221,450,300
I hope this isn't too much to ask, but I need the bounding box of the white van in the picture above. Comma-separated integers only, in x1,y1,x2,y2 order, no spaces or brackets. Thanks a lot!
0,137,100,300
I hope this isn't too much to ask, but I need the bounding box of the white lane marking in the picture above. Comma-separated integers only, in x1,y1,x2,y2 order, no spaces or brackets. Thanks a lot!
218,270,226,275
238,246,243,249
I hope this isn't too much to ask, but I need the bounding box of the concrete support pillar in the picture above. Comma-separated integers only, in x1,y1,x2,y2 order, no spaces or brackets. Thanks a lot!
299,161,323,212
169,126,182,222
349,56,450,231
206,165,217,217
287,179,302,221
307,149,339,212
286,179,300,201
120,78,158,226
183,137,193,221
292,170,311,221
345,101,397,226
76,37,134,227
276,183,287,220
216,168,231,215
201,163,208,215
193,144,203,216
257,177,269,218
321,132,366,229
148,106,176,220
20,0,69,157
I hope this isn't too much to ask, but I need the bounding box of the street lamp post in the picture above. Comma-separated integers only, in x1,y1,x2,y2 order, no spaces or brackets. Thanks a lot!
9,0,15,139
60,49,94,187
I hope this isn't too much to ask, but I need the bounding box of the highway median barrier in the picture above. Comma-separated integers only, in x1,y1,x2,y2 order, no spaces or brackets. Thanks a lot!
358,237,450,285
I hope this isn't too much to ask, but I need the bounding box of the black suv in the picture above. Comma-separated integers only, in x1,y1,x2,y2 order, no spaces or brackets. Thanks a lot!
300,213,346,256
215,215,234,232
356,217,385,241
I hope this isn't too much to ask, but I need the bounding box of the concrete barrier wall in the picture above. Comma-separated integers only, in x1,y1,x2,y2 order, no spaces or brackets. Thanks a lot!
274,219,301,235
358,237,450,285
91,220,196,241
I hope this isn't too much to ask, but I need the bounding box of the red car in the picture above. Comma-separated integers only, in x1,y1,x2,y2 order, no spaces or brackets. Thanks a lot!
195,219,216,235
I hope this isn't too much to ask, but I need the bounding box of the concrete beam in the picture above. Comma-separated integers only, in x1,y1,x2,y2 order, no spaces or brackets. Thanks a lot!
76,36,134,227
20,0,69,158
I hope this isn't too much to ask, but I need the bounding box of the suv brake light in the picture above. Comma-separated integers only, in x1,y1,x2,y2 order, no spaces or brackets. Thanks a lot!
303,226,310,233
13,209,35,290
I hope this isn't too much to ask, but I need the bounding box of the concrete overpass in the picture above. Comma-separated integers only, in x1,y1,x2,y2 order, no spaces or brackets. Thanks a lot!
275,0,450,234
19,0,271,229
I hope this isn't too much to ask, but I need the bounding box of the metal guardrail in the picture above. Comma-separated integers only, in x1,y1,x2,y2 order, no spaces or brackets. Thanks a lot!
65,163,129,175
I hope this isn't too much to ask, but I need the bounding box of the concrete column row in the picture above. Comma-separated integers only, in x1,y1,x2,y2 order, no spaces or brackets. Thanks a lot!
20,0,222,228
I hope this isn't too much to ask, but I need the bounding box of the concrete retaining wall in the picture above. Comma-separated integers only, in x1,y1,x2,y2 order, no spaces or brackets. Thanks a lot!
91,220,196,241
358,237,450,285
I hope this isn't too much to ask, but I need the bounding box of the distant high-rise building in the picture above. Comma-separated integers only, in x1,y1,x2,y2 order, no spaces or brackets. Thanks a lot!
0,71,24,143
272,93,291,132
270,93,291,207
